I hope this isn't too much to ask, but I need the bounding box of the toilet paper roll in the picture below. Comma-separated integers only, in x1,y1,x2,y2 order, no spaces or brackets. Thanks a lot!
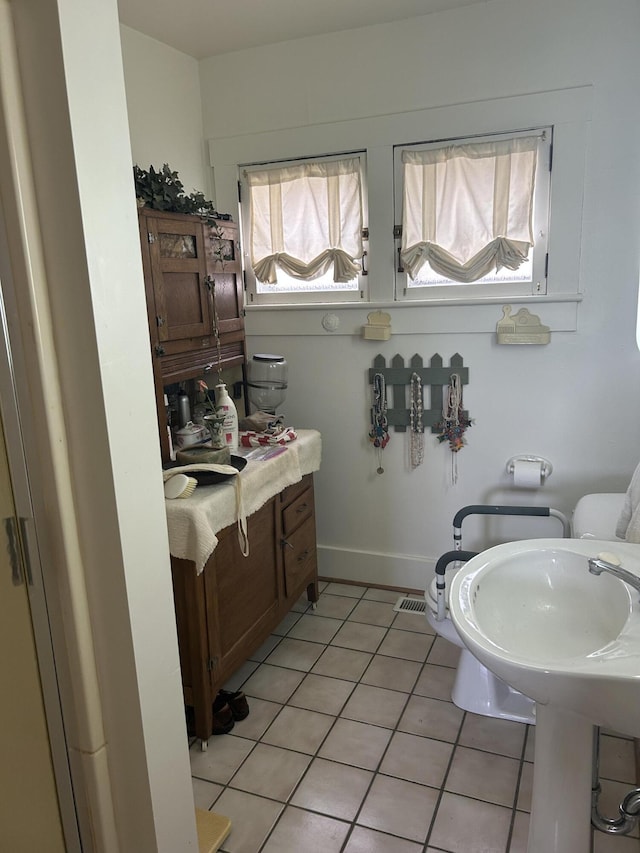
512,459,543,488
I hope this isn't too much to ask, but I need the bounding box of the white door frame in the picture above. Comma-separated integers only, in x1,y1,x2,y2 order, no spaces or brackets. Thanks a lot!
0,202,82,850
0,1,197,850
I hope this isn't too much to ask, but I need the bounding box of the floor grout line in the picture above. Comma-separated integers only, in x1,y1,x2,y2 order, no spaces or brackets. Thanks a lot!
190,584,638,853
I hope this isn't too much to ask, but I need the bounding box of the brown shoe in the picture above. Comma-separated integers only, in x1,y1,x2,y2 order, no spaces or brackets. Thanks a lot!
211,699,235,735
217,689,250,721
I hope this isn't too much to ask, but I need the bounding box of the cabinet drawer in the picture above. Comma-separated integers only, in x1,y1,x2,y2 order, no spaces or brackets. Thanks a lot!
281,473,313,507
282,486,314,536
283,520,316,597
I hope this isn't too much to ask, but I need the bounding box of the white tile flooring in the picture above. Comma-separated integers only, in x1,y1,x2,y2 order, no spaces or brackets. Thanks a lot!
190,581,640,853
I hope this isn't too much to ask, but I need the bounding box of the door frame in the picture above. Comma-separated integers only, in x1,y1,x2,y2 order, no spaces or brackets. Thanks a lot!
0,182,82,848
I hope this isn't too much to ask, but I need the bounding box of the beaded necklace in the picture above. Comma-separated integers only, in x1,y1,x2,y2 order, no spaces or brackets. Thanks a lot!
368,372,389,474
409,372,424,469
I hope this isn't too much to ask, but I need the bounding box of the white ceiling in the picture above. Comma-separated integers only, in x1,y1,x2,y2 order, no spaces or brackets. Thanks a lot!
117,0,488,60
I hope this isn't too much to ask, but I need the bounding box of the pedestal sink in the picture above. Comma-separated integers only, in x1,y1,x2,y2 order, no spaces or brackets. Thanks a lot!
448,538,640,853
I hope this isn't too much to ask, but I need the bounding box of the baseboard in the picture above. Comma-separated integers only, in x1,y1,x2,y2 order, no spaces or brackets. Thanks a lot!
317,544,434,591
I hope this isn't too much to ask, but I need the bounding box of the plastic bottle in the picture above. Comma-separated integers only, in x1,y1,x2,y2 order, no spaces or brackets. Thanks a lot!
214,383,238,451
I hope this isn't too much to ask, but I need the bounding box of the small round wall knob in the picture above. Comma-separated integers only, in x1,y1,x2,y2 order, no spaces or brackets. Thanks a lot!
321,312,340,333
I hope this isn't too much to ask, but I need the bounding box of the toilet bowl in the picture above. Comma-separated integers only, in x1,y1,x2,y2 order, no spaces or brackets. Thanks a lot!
424,493,625,725
425,565,537,724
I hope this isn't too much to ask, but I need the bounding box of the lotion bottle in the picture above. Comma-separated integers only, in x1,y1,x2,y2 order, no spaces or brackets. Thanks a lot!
214,383,238,451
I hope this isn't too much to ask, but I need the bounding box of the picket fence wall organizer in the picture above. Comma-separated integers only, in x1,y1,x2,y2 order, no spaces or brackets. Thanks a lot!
368,353,469,432
368,353,472,477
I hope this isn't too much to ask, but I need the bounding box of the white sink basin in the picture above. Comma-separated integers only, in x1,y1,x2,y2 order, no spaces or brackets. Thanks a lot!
449,538,640,852
449,538,640,734
467,547,631,660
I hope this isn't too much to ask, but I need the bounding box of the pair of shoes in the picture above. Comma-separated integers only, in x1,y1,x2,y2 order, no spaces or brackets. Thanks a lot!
185,702,234,737
211,696,235,735
217,689,250,721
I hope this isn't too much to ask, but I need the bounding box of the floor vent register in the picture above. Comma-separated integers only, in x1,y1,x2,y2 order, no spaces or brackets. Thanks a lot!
393,596,427,615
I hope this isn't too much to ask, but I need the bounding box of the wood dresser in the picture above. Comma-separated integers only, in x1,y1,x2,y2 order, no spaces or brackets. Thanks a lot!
170,472,318,747
136,208,322,747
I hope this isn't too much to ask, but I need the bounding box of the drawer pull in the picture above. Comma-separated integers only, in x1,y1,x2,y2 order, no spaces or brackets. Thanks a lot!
281,538,294,550
297,549,310,563
296,503,308,513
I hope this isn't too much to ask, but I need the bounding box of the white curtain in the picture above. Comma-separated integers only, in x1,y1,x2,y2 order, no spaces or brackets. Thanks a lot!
400,136,539,283
247,157,363,284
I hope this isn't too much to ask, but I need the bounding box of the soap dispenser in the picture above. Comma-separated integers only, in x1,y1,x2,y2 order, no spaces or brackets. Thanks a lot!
214,383,238,451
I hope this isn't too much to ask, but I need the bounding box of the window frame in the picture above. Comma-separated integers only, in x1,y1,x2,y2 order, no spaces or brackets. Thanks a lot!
239,151,369,306
210,85,590,336
393,127,552,303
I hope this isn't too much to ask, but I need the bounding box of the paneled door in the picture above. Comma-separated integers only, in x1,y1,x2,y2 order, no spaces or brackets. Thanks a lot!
0,409,67,852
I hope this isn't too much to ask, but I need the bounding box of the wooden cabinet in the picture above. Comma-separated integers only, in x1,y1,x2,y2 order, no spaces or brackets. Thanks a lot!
138,209,246,461
170,474,319,745
146,213,210,343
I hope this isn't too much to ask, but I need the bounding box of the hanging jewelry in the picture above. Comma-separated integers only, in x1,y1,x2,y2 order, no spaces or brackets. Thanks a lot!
368,372,389,474
435,373,473,484
204,275,224,386
409,372,424,469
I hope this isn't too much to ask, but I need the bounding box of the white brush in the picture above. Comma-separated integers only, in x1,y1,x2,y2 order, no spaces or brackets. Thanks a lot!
163,473,197,499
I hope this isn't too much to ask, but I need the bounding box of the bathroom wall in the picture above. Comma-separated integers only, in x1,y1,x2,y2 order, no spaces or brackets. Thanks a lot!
122,0,640,589
120,25,211,198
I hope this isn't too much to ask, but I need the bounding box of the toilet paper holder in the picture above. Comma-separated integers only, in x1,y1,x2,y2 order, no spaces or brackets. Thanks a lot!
506,455,553,482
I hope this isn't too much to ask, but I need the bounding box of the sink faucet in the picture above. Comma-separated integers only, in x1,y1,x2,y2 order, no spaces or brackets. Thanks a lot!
588,554,640,599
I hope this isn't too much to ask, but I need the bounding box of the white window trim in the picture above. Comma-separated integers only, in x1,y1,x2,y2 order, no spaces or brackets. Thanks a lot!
209,85,591,335
240,151,369,306
393,127,552,302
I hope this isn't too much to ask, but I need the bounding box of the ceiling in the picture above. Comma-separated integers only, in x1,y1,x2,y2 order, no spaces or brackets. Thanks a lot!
117,0,488,60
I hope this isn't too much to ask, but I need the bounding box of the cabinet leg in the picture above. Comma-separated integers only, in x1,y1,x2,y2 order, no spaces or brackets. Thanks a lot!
200,738,208,752
307,579,319,604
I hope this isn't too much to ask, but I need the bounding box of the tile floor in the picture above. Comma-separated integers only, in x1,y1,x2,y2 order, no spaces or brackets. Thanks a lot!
190,581,640,853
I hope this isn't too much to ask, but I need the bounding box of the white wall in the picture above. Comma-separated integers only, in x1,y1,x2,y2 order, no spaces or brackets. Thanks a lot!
199,0,640,588
120,25,210,198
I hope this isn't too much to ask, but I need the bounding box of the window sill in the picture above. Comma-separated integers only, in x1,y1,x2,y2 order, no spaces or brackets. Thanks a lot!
244,293,582,337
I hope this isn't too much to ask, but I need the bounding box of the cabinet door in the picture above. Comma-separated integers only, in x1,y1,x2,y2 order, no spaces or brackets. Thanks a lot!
147,215,211,341
204,499,281,686
204,222,244,336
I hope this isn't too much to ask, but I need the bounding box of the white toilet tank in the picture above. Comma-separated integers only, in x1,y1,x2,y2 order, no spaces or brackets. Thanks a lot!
572,493,626,540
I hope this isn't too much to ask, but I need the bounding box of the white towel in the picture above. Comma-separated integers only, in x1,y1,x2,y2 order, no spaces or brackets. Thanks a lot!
165,430,321,573
616,461,640,543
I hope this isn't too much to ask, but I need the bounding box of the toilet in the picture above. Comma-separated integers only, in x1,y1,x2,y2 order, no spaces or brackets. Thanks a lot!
424,493,625,724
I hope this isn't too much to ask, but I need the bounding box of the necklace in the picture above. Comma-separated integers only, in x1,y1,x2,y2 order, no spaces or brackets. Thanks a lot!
435,373,472,484
368,372,389,474
409,372,424,469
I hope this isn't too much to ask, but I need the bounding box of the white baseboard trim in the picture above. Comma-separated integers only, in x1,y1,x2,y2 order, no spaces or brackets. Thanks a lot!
317,544,435,592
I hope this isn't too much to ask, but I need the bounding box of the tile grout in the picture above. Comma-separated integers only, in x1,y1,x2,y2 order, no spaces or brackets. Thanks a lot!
190,583,638,853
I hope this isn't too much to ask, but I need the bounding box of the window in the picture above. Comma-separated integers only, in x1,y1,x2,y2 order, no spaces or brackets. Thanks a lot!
240,153,368,305
394,128,552,301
